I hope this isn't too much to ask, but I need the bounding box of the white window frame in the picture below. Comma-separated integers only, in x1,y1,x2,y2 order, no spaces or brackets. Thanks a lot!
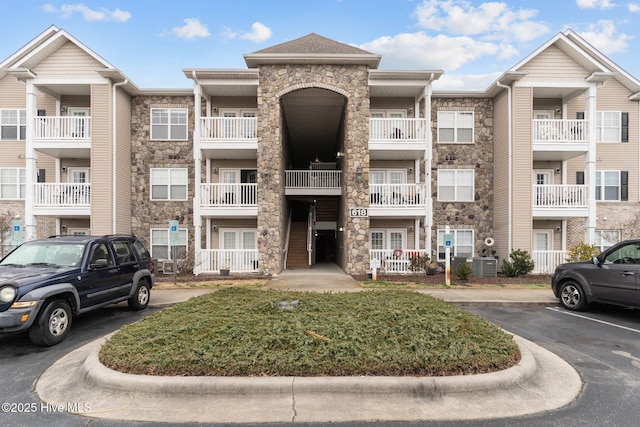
219,228,258,250
150,168,188,201
369,229,406,250
437,111,474,144
595,230,620,252
0,109,26,141
0,167,26,199
595,170,620,201
150,228,188,260
67,167,90,183
596,111,621,143
151,108,188,141
437,229,474,261
437,169,474,202
533,230,554,251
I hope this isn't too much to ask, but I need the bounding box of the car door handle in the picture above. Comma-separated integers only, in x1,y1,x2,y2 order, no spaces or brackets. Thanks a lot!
621,271,635,276
108,268,120,274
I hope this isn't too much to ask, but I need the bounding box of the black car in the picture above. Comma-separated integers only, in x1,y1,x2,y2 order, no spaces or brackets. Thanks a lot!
0,234,155,346
552,239,640,311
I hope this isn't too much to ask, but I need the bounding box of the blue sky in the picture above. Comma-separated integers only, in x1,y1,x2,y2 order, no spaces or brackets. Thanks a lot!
2,0,639,90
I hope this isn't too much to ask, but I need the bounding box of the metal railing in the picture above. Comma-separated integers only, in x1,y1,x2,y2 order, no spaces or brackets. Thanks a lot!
33,183,91,206
533,185,587,208
532,250,566,274
200,183,257,207
198,249,259,273
285,170,341,189
370,249,428,274
369,118,427,141
369,183,426,207
34,117,91,140
532,119,587,143
200,117,257,141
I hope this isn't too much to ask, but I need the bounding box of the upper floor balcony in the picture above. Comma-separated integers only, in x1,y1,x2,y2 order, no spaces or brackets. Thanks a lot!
33,182,91,216
33,116,91,158
532,119,589,161
532,184,588,218
199,117,257,159
199,183,257,217
368,183,427,217
285,170,341,196
369,118,428,160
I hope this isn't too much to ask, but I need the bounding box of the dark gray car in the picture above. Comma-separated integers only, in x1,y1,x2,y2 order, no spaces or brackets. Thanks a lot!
552,239,640,311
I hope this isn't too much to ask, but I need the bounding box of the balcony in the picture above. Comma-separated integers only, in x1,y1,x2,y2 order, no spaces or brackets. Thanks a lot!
200,117,257,159
285,170,341,195
369,118,428,160
33,116,91,158
532,184,588,218
532,250,566,274
368,183,427,217
370,249,428,274
200,183,257,217
197,249,259,274
532,119,588,161
33,183,91,216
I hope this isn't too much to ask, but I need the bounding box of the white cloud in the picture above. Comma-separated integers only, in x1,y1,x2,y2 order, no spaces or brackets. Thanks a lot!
413,0,550,42
43,3,131,22
629,3,640,12
361,32,509,70
579,20,633,54
172,18,210,40
239,22,272,43
576,0,615,9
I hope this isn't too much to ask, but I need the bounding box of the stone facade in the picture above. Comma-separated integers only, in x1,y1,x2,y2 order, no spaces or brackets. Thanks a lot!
431,97,494,257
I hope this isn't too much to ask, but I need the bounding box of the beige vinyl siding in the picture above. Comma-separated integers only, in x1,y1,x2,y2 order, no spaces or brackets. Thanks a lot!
369,218,418,249
0,77,26,108
211,160,257,183
512,86,533,252
213,97,257,115
209,219,258,249
370,98,414,115
115,85,132,233
61,95,91,109
35,154,56,181
0,144,26,167
518,45,590,82
370,160,416,182
89,84,112,234
492,90,510,260
32,41,104,77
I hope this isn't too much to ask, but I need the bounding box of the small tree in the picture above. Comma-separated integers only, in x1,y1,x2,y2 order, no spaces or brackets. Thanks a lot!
566,242,600,262
501,249,535,277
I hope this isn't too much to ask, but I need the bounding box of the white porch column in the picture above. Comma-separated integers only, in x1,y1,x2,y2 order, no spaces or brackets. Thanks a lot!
423,84,433,258
193,83,202,274
24,81,38,241
585,84,597,244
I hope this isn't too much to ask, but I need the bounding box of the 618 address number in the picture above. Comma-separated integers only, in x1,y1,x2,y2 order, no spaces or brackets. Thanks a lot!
349,208,368,217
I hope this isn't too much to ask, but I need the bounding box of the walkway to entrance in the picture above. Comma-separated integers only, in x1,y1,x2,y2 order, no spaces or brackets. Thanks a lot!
265,262,362,292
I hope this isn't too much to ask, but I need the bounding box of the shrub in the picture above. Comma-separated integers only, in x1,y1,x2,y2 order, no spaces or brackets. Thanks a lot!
501,249,535,277
566,242,600,262
408,253,430,274
455,262,472,280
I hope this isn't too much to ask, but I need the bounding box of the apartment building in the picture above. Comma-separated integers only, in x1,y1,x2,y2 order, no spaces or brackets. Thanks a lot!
1,26,638,276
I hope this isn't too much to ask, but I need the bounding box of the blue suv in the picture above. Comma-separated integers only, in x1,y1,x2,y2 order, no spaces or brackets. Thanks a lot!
0,235,155,346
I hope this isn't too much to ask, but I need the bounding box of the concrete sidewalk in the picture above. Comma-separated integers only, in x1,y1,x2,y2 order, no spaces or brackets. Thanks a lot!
35,270,580,424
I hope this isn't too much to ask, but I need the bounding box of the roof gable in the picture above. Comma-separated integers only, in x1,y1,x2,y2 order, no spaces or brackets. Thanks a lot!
251,33,373,55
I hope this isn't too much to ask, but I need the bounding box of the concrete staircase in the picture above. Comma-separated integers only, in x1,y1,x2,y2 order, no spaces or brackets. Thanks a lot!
286,221,310,269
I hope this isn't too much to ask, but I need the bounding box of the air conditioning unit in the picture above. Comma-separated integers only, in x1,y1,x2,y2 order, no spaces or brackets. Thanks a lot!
472,257,497,277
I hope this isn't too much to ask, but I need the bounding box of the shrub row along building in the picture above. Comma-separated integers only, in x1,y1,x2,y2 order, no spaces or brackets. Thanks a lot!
1,26,638,276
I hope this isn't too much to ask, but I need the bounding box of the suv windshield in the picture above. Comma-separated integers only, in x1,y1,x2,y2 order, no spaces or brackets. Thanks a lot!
1,242,86,267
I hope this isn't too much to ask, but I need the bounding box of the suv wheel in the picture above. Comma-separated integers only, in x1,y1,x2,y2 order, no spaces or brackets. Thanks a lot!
560,281,588,311
29,300,72,346
128,280,151,310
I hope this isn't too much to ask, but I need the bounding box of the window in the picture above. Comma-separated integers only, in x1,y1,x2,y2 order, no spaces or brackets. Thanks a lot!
596,112,628,143
151,108,188,140
595,230,620,252
1,109,26,141
438,111,473,143
151,228,187,260
150,168,188,200
576,170,628,201
0,168,26,199
437,229,474,261
438,169,474,201
369,229,406,250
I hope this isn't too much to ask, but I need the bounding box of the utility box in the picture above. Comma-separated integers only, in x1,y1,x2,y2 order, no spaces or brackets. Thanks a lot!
473,257,497,277
451,256,468,272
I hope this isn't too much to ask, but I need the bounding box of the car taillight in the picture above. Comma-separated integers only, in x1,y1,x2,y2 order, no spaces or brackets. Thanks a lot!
150,259,155,274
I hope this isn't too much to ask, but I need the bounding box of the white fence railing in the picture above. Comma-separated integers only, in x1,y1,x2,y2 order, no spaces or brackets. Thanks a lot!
285,170,341,189
34,183,91,206
34,117,91,140
533,250,567,274
200,117,257,141
369,118,427,141
198,249,259,273
200,183,257,207
369,183,426,207
533,185,587,208
370,249,428,274
532,119,587,143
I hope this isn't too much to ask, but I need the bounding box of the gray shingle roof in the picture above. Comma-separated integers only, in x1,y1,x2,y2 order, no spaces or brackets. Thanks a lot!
250,33,374,55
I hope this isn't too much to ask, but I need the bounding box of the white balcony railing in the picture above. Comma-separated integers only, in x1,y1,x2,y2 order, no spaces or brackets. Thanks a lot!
369,118,427,141
285,170,341,189
533,250,567,274
200,183,257,207
369,183,426,207
34,117,91,140
532,119,587,143
534,185,587,208
34,183,91,206
198,249,259,273
200,117,257,141
370,249,428,274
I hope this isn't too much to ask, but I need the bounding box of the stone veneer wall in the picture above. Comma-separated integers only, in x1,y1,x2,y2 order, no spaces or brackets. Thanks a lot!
130,95,195,252
431,98,494,257
256,64,370,275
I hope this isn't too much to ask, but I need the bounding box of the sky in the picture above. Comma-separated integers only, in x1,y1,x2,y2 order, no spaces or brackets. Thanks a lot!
1,0,639,91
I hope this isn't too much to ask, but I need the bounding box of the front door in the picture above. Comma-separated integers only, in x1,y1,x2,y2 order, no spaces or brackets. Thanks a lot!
67,108,90,138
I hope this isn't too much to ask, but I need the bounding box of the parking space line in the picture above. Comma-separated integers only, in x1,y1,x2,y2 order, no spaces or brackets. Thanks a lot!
546,307,640,334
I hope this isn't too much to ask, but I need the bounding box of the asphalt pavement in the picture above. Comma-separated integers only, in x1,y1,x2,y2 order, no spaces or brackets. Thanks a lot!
34,266,580,424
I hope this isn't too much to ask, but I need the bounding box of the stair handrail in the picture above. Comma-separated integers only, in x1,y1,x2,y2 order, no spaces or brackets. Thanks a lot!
283,210,292,267
307,208,314,266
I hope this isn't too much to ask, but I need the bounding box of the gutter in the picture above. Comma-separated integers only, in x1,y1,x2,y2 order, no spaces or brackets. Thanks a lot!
112,79,128,233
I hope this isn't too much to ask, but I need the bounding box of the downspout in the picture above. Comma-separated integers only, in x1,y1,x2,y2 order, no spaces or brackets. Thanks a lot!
112,78,128,234
496,80,512,255
424,73,434,259
192,71,203,274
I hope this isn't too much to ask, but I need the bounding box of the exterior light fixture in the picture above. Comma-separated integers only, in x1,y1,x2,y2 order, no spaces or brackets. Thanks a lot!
336,151,344,158
356,167,363,181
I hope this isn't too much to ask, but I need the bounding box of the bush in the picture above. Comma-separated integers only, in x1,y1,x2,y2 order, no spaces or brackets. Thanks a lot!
455,263,472,280
501,249,535,277
566,242,600,262
408,253,430,274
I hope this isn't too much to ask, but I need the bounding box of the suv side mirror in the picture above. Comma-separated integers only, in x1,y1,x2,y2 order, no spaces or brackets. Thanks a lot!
90,258,108,269
592,256,600,265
